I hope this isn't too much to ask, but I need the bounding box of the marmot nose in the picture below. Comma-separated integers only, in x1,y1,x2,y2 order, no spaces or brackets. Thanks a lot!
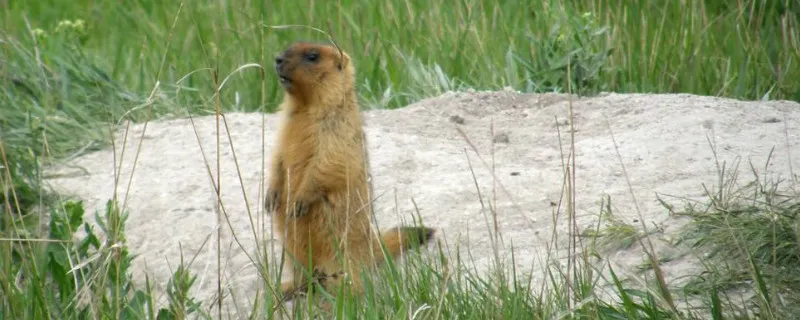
275,56,285,67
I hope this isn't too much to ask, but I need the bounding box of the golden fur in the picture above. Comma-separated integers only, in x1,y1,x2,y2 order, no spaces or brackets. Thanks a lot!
265,41,435,299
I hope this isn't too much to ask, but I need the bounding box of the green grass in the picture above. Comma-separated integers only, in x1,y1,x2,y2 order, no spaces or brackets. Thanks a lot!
4,0,799,115
581,195,650,252
668,154,800,319
1,0,799,319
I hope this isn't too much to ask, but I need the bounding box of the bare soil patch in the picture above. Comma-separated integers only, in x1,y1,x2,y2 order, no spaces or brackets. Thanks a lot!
46,90,800,315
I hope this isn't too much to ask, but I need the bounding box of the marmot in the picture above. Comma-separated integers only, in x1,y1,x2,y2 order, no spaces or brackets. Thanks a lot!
264,41,436,300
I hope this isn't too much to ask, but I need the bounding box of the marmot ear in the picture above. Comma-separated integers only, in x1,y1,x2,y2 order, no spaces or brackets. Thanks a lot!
338,52,351,71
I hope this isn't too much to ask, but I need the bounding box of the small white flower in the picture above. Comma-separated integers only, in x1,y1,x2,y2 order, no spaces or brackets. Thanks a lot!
55,20,72,32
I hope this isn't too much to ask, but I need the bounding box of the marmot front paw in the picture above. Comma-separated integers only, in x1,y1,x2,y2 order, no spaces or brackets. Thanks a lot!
291,200,311,218
264,189,280,214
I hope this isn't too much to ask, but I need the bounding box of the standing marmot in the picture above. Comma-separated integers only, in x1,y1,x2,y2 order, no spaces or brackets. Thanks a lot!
264,41,435,300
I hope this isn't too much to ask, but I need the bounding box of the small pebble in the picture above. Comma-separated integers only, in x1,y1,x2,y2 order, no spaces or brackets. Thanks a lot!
493,132,509,143
449,115,465,124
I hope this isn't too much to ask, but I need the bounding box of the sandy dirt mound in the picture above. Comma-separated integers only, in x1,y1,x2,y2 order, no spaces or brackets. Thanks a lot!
46,90,799,315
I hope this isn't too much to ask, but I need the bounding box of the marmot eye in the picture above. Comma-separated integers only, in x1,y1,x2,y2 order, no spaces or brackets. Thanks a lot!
304,52,320,62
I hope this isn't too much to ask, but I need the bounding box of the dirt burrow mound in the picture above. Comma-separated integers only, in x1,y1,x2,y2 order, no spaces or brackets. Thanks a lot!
46,90,800,315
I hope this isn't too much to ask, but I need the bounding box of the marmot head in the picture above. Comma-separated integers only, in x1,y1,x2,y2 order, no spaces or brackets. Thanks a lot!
274,41,354,103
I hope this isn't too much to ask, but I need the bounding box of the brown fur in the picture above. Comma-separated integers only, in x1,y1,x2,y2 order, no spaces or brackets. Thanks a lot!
264,41,436,300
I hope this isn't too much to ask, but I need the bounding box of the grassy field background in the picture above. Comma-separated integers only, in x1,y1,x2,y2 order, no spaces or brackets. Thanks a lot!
1,0,799,319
